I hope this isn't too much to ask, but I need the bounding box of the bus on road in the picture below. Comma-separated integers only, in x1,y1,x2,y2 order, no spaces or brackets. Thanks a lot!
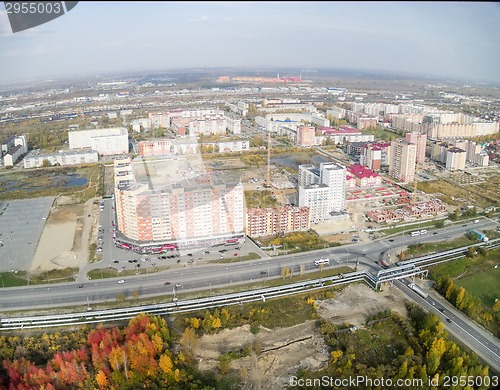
314,258,330,267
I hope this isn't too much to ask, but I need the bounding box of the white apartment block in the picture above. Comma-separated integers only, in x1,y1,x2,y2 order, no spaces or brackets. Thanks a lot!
298,162,346,223
446,148,466,171
299,164,320,187
69,127,129,156
23,150,98,168
319,162,346,211
131,118,151,132
326,107,346,119
299,184,333,223
188,117,227,135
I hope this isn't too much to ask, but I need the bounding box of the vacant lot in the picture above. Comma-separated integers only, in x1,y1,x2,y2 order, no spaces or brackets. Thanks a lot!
418,172,500,209
192,283,409,389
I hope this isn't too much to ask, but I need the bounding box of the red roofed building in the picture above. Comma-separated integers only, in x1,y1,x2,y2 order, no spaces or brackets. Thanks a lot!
346,175,357,189
347,164,381,188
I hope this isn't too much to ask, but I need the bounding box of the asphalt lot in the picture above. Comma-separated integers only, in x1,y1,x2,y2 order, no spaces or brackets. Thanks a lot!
0,197,55,272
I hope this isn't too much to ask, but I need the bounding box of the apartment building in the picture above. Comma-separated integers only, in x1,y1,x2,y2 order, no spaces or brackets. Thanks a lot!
114,158,244,247
445,147,466,171
246,205,310,237
389,139,416,183
404,132,427,164
68,127,129,155
23,149,98,168
296,126,316,146
298,162,346,223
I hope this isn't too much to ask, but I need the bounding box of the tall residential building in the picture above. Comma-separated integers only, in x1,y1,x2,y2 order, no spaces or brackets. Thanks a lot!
298,162,346,223
114,158,244,248
296,126,316,146
466,140,482,162
359,142,391,170
446,147,466,171
404,132,427,164
149,112,170,129
389,139,417,183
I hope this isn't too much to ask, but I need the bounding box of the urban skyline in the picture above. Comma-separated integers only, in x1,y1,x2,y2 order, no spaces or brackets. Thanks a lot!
1,2,500,86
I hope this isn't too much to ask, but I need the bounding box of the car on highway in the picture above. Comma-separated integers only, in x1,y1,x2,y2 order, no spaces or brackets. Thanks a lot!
113,260,119,264
77,284,84,288
446,318,452,323
473,219,479,224
117,280,125,284
164,281,171,285
388,239,394,242
175,283,182,288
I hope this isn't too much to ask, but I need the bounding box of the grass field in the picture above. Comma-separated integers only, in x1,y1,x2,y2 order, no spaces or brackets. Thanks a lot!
428,248,500,309
0,271,28,287
456,270,499,308
405,235,477,259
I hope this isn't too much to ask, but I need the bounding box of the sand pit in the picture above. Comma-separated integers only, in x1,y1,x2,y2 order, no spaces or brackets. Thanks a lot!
30,222,78,271
192,283,409,388
194,322,329,389
315,283,408,328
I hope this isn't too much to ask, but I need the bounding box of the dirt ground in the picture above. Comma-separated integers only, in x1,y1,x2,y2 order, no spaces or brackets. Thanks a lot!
30,201,89,272
193,283,408,389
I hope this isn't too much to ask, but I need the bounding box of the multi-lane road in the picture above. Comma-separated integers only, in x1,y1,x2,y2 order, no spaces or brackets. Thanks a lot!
0,217,497,311
0,217,499,372
398,279,500,373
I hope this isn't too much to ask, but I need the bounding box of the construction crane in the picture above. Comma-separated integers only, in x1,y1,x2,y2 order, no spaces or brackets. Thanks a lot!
264,129,272,188
412,162,420,202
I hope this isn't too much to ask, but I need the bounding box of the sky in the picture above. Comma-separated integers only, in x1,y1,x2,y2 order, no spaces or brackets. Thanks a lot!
1,1,500,86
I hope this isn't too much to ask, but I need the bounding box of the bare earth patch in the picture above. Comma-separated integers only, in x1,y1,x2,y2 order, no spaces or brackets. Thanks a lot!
193,284,408,388
315,283,408,328
29,204,84,272
194,322,329,389
30,222,78,271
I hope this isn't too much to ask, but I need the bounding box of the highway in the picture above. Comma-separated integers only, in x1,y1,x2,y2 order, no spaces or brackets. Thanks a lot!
395,279,500,374
0,218,498,373
0,218,497,311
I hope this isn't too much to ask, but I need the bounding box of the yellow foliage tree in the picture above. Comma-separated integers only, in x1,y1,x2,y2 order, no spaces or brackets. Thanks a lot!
159,354,173,375
331,350,343,364
212,317,222,329
95,370,108,389
189,317,200,329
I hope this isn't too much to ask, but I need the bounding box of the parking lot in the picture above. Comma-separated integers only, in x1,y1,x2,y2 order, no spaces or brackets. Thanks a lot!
0,197,55,272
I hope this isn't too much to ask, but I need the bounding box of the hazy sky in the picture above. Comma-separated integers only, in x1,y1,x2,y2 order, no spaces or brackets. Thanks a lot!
1,1,500,86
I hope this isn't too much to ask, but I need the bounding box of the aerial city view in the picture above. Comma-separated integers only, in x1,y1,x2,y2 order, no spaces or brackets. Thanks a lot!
0,2,499,389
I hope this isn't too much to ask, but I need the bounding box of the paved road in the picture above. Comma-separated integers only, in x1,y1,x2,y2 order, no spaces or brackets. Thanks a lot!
0,218,497,311
395,279,500,374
